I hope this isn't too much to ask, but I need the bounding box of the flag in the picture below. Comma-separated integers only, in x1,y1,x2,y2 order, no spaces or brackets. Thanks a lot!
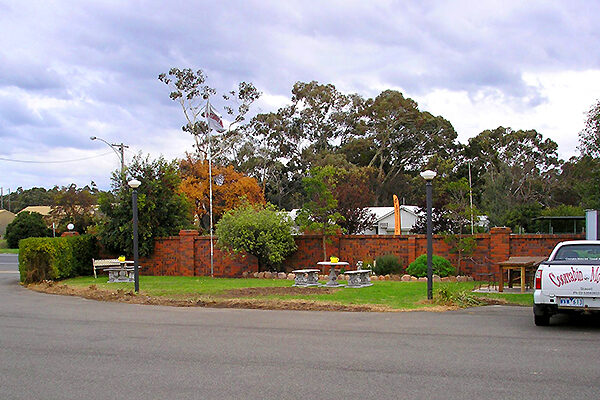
205,102,226,133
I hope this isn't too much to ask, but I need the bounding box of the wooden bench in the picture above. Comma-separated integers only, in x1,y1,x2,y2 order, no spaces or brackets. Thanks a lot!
92,259,143,283
92,259,120,279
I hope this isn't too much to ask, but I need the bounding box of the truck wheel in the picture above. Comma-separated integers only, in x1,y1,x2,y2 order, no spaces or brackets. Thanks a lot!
534,313,550,326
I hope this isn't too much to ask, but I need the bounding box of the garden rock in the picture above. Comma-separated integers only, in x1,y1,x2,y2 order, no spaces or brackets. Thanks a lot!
418,277,427,282
264,271,272,279
287,273,295,280
401,274,412,282
433,274,441,282
278,272,287,279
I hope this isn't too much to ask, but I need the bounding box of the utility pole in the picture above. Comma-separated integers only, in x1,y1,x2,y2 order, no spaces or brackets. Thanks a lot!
90,137,129,175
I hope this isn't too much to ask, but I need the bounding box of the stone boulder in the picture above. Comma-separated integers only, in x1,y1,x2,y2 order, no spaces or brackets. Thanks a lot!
278,272,287,280
253,272,260,278
410,276,419,282
401,274,412,282
433,274,441,282
287,273,295,280
242,271,249,278
418,277,427,282
263,271,272,279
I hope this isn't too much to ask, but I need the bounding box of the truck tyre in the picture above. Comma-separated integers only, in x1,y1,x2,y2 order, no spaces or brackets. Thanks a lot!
534,313,550,326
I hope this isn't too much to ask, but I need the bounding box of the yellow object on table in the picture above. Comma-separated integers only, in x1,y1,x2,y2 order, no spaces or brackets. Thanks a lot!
330,256,339,263
118,256,126,262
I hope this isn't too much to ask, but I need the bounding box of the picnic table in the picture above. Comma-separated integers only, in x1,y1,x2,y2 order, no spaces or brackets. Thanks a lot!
498,256,547,293
317,261,349,287
92,258,141,283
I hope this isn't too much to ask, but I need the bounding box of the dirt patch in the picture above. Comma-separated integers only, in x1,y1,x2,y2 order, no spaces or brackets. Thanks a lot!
26,281,458,312
218,286,341,297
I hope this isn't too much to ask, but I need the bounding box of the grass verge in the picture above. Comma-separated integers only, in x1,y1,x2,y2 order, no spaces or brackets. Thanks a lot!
30,276,533,312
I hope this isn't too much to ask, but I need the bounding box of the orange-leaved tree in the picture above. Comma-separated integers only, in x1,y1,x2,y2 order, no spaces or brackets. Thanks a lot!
179,155,265,231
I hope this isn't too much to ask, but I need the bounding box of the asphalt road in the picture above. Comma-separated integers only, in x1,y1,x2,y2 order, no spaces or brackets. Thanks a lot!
1,254,599,400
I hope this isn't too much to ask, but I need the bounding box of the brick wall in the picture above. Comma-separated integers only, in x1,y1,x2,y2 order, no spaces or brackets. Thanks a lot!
139,228,584,277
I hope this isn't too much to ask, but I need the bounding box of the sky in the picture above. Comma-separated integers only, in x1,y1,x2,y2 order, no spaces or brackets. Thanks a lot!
1,0,599,193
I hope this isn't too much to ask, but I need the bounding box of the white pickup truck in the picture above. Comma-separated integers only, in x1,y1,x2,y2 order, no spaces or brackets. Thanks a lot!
533,240,600,326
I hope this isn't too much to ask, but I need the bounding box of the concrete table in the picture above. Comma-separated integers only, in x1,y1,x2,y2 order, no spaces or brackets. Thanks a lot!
317,261,348,287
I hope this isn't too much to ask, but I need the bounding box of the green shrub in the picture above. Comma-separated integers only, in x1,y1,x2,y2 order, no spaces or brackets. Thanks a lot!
19,234,98,283
6,211,51,248
373,254,401,275
406,254,455,277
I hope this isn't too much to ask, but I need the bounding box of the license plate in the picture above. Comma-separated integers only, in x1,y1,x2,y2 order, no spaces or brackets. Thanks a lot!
559,297,585,307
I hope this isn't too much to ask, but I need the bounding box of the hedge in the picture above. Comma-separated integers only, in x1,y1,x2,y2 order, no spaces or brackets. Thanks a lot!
19,235,98,283
405,254,456,278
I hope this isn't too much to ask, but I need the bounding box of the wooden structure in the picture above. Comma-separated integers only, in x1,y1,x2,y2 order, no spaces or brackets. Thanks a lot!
498,256,547,293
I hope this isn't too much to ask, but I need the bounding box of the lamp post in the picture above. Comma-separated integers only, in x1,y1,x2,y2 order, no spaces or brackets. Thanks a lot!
128,179,141,293
90,136,129,175
420,169,437,300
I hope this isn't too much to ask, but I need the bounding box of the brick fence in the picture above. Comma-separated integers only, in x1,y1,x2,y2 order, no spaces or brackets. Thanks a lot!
140,227,584,278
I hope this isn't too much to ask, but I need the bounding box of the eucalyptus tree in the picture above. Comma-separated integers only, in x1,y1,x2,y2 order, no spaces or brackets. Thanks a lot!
464,127,561,226
158,67,260,160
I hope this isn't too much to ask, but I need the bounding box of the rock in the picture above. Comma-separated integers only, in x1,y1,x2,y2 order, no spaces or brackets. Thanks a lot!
253,272,260,278
401,274,412,282
467,276,474,281
448,276,458,282
242,271,249,278
278,272,287,279
287,273,295,280
263,271,272,279
384,274,391,280
410,276,419,282
441,277,449,282
391,274,401,281
338,274,345,280
456,275,466,282
433,274,441,282
418,277,427,282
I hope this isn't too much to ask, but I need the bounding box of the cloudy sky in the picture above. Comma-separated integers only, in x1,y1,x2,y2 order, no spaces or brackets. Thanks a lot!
1,0,599,193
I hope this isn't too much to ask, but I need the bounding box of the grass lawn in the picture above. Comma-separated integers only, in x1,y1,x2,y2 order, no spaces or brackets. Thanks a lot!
0,239,18,254
59,276,533,311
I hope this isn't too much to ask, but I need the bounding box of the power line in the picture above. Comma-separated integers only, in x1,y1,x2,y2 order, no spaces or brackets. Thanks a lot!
0,151,114,164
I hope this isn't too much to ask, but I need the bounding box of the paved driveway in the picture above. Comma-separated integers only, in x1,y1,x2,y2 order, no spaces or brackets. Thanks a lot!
1,257,598,400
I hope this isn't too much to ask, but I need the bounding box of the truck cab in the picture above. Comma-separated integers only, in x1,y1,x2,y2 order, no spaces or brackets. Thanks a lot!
533,240,600,326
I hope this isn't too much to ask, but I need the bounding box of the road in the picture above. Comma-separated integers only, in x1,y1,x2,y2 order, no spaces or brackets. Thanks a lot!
1,254,599,400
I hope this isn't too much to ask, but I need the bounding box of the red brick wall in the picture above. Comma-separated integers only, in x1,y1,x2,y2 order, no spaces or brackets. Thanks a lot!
139,228,584,277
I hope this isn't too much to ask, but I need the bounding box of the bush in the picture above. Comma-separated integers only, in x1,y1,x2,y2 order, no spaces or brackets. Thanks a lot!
406,254,455,278
5,211,51,248
19,234,98,283
373,254,401,275
216,203,297,272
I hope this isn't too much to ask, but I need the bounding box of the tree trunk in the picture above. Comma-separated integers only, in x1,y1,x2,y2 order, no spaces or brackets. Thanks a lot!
322,235,327,261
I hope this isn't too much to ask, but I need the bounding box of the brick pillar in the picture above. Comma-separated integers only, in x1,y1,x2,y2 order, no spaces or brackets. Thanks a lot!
407,236,417,264
489,227,511,277
178,230,199,276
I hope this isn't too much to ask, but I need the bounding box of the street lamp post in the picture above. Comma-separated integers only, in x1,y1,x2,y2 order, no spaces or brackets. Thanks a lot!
420,169,437,300
90,136,129,174
128,179,141,293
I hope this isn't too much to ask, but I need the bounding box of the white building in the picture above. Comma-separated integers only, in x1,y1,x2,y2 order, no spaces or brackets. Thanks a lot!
288,206,421,235
360,206,421,235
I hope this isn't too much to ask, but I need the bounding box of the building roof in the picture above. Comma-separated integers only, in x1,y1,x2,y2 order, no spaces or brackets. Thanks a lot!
17,206,52,216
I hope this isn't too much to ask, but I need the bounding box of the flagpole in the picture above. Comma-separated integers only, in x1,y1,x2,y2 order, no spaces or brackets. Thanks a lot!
207,98,214,278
